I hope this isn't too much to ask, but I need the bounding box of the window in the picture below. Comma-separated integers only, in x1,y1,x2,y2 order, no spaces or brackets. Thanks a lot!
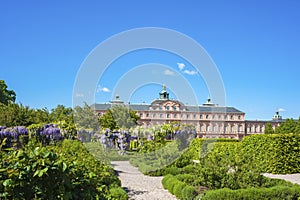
206,115,209,119
218,115,221,119
230,115,234,120
139,113,143,118
166,106,170,110
159,106,163,110
206,125,210,132
238,125,242,132
160,114,163,118
173,106,177,111
200,115,203,119
212,115,215,119
153,114,156,118
238,115,241,120
186,114,189,119
167,114,170,118
174,114,177,118
193,114,196,119
146,113,149,117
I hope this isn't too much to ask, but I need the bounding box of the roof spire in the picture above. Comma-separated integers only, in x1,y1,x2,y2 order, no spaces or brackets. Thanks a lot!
159,84,169,100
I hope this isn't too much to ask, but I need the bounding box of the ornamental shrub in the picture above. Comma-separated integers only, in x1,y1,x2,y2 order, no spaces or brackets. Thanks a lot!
201,185,300,200
181,185,198,200
109,187,128,200
173,181,187,199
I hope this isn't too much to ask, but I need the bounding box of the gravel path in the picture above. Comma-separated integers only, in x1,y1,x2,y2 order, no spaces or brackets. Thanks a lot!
111,161,177,200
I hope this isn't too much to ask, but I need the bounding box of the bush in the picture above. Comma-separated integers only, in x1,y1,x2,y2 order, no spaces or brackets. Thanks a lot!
162,174,173,189
163,166,181,175
201,185,300,200
176,174,194,184
173,181,187,199
109,187,128,200
0,140,126,199
181,185,198,200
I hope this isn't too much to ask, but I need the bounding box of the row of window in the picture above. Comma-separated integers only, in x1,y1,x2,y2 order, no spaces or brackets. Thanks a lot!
139,113,242,120
150,105,179,111
200,125,243,132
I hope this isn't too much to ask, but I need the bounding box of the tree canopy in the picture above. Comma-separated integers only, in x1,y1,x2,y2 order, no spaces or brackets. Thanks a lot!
0,80,16,105
264,123,275,134
275,118,300,134
99,105,140,130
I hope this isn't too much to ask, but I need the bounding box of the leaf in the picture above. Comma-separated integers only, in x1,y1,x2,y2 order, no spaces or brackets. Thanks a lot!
3,179,12,187
62,162,67,172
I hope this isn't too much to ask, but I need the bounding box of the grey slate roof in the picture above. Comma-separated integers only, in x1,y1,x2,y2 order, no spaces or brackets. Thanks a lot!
93,102,244,114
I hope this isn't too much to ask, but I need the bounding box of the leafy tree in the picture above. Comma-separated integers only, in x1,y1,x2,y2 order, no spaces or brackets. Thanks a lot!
0,102,36,126
275,118,297,134
73,103,100,131
0,80,16,105
99,108,118,130
264,123,274,134
100,105,140,130
50,105,73,123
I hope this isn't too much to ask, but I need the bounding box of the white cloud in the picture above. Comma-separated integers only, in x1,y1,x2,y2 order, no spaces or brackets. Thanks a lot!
97,86,111,93
183,69,197,75
75,93,84,97
163,69,176,76
177,63,185,70
277,108,286,112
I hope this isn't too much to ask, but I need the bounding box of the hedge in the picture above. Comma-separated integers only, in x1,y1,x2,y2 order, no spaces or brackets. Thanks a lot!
162,174,198,200
242,134,300,174
201,185,300,200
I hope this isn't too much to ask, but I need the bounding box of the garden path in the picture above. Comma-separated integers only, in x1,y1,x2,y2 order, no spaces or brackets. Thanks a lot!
111,161,177,200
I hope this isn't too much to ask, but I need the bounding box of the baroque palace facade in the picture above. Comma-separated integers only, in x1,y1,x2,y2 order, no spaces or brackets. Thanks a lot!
94,85,284,139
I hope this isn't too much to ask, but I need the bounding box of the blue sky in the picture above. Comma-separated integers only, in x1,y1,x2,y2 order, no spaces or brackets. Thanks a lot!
1,0,299,120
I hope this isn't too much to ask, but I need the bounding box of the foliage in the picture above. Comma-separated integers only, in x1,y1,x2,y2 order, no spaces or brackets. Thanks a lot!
100,105,140,130
0,102,36,127
264,122,275,134
201,185,300,200
0,139,127,199
275,118,298,134
162,174,198,200
73,103,100,131
0,80,16,105
242,133,300,174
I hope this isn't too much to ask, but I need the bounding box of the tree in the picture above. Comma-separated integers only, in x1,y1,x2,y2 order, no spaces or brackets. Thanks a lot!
100,105,140,130
0,80,16,105
73,103,100,131
50,105,73,123
264,123,274,134
99,109,117,130
0,102,36,126
275,118,297,134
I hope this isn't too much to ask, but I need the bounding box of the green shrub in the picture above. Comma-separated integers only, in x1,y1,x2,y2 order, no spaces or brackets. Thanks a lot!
173,181,187,199
166,177,179,194
201,185,300,200
242,134,300,174
181,185,198,200
0,140,125,199
176,174,194,184
109,187,128,200
163,166,181,175
162,174,173,189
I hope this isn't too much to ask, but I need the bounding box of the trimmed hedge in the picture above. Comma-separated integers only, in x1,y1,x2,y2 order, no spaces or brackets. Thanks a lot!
242,134,300,174
201,185,300,200
162,174,198,200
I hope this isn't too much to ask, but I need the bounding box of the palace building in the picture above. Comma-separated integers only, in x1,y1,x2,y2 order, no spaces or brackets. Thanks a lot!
94,85,283,139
